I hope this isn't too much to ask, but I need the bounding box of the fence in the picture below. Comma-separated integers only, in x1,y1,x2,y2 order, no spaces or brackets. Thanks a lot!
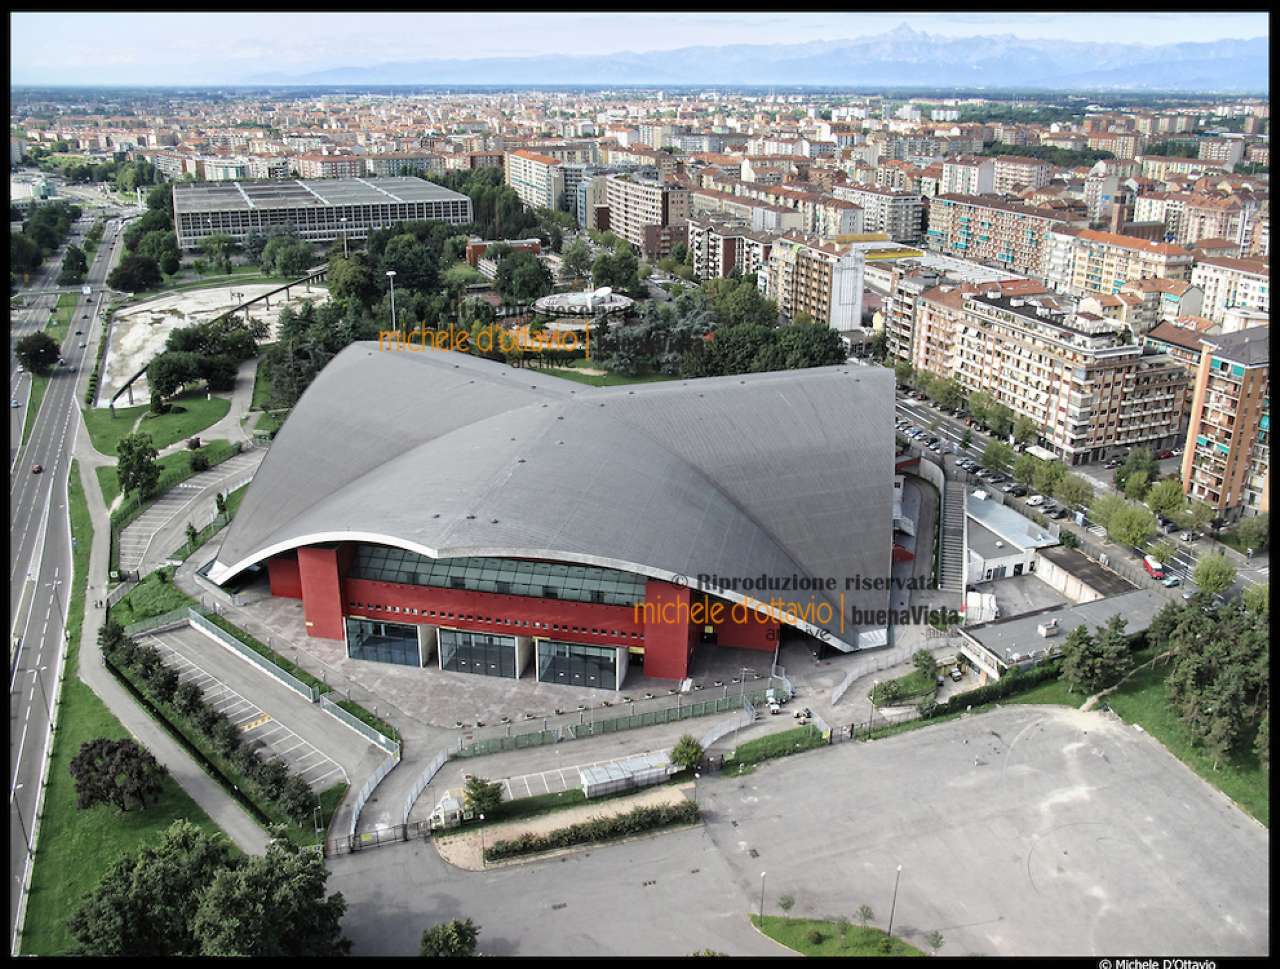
326,819,432,857
122,606,191,637
106,579,138,608
348,748,402,840
831,667,857,706
698,704,755,752
401,748,449,824
187,608,320,702
319,695,399,755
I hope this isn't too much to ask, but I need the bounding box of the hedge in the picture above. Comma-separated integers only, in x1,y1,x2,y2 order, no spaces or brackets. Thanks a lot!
730,725,826,767
483,801,699,861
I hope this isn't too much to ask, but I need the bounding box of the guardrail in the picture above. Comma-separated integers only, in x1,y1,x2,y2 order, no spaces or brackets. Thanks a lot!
349,748,401,840
121,606,191,637
187,608,320,702
401,748,449,824
319,695,399,755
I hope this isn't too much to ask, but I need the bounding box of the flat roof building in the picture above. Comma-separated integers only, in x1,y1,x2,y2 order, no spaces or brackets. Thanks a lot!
172,176,472,250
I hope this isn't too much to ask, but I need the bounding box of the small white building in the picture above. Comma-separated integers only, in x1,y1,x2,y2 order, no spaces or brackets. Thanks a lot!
967,492,1059,583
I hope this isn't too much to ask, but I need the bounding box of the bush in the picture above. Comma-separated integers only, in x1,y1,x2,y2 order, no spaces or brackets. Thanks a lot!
189,452,210,473
210,716,242,757
174,680,203,714
805,929,824,945
186,436,201,450
732,726,825,767
484,801,699,861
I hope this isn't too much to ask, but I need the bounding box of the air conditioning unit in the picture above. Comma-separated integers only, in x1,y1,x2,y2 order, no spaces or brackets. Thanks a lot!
1037,619,1060,638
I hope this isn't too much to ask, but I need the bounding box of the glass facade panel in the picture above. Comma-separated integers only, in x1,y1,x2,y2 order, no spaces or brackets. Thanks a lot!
537,639,618,691
346,617,421,667
348,547,646,607
439,629,517,679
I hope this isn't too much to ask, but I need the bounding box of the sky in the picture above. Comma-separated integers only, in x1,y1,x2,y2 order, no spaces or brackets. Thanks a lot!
9,11,1271,86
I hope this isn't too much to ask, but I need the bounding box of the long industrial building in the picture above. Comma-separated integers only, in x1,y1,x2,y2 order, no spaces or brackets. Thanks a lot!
208,347,893,689
171,176,473,250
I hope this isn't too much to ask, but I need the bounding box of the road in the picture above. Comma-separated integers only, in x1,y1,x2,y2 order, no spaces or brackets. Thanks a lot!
9,209,130,952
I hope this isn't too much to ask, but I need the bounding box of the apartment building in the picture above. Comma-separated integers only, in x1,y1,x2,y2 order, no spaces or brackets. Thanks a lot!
926,194,1071,277
940,156,995,196
246,156,291,180
690,187,806,233
293,154,365,179
364,152,444,177
602,144,677,181
830,183,924,243
763,233,864,334
687,217,775,280
1116,278,1204,331
992,155,1051,194
1198,137,1246,168
914,290,1187,463
1181,327,1270,519
1179,194,1254,249
1190,256,1270,323
604,173,689,259
1086,132,1141,160
1139,155,1229,181
1066,230,1194,296
505,149,565,210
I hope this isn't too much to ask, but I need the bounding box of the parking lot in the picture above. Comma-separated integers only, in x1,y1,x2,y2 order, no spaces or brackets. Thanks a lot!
143,632,347,790
497,749,669,801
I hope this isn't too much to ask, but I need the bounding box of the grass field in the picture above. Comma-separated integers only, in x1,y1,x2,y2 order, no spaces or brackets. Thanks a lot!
21,374,49,447
96,439,237,509
129,269,293,301
749,915,925,956
731,725,825,770
107,568,192,628
20,293,81,447
541,366,678,388
1105,660,1269,826
249,355,272,411
20,461,232,956
1002,675,1081,707
82,390,230,457
869,668,937,706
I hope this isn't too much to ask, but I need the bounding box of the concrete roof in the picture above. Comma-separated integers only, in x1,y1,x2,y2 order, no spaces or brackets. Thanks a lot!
172,176,469,214
1036,546,1136,598
965,588,1167,664
210,346,894,651
967,494,1059,552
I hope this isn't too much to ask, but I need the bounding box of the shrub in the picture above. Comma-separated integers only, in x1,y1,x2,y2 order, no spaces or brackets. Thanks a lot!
151,666,180,705
174,680,203,715
279,774,316,823
189,452,210,473
186,436,201,450
805,929,824,946
257,759,290,800
484,801,699,861
210,716,242,756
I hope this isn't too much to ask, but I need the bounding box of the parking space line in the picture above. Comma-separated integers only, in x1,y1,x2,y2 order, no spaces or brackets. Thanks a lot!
308,765,342,787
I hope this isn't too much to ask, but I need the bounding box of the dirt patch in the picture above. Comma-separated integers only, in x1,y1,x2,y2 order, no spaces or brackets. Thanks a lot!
434,782,694,871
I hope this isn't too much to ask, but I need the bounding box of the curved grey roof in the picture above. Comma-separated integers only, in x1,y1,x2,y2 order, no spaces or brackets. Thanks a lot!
211,344,894,650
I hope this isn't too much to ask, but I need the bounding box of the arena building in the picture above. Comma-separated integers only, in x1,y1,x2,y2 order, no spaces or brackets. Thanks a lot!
208,347,893,689
172,176,472,250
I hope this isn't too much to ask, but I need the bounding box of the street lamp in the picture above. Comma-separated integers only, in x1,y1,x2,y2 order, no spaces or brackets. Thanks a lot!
758,871,767,925
28,666,51,721
386,270,398,331
478,813,485,868
13,784,31,857
887,864,903,941
693,771,700,806
340,217,349,258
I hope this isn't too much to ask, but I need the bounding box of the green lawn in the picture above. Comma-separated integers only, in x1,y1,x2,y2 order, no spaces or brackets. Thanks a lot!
108,568,193,628
541,366,678,388
870,668,937,706
1105,660,1269,826
750,916,925,956
21,461,232,956
442,262,485,288
21,373,49,447
1003,676,1082,707
129,269,293,301
82,390,230,457
249,355,272,411
730,725,825,769
97,439,237,509
47,293,78,345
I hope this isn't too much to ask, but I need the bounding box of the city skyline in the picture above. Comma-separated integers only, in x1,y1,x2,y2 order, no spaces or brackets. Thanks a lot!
9,12,1271,86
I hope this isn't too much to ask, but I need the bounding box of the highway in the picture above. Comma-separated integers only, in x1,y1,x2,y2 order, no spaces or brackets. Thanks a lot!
9,205,129,952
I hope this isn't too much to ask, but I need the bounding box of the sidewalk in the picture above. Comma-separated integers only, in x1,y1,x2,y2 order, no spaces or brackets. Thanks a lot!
154,357,259,458
74,440,270,855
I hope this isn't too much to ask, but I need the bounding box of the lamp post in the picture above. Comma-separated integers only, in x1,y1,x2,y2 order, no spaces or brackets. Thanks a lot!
340,216,349,258
386,270,398,332
28,666,51,721
13,784,31,857
693,771,700,806
758,871,767,925
478,813,485,868
887,864,903,941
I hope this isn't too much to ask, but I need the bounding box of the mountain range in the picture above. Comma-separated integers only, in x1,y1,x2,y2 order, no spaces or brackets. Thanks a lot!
245,24,1269,92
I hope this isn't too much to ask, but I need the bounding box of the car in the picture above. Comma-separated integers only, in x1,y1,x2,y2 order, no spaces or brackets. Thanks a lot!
10,399,18,409
972,490,989,500
1180,531,1196,542
1156,449,1175,460
30,464,42,474
927,442,941,452
1009,485,1029,498
1000,482,1015,493
16,365,24,374
74,328,82,335
1104,459,1121,469
1048,507,1068,519
1162,575,1182,588
950,667,963,682
1026,494,1046,507
79,342,87,349
82,312,89,319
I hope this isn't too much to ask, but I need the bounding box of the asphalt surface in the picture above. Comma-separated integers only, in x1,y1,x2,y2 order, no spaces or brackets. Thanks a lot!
9,206,130,951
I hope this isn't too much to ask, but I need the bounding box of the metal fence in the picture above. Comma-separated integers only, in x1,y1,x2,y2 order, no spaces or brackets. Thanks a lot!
187,608,320,702
401,748,449,825
105,579,137,609
349,748,402,839
122,607,191,638
326,819,432,857
319,695,399,755
831,667,857,706
698,704,755,752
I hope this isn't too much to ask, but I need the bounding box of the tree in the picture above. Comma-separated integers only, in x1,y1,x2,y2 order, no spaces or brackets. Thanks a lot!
960,429,972,450
1232,513,1269,554
1123,470,1151,502
1054,474,1093,511
893,360,914,389
857,904,875,926
494,250,553,304
560,237,592,282
1012,415,1038,445
1149,539,1178,567
59,243,88,284
379,233,438,295
778,894,795,912
15,330,60,375
925,930,945,954
1193,553,1236,597
69,738,167,813
69,820,232,956
107,253,162,292
1108,503,1157,550
117,432,160,499
200,233,236,274
215,491,228,519
1012,453,1039,486
1242,582,1269,617
1175,499,1216,535
1060,617,1131,695
1145,478,1185,518
420,918,480,958
670,734,704,772
982,440,1014,474
1114,448,1157,493
912,649,938,680
775,323,845,370
185,521,199,550
192,836,351,956
463,775,503,817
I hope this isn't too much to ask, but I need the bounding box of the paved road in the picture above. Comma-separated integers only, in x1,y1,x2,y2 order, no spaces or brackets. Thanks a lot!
8,214,129,951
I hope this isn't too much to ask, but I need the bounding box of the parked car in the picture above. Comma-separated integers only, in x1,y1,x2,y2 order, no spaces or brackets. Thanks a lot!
1000,482,1015,493
1180,531,1196,542
1104,459,1121,469
1143,555,1166,579
1026,494,1046,507
949,667,963,682
1156,449,1175,460
74,328,82,335
1048,507,1069,520
1009,485,1029,498
1162,575,1182,588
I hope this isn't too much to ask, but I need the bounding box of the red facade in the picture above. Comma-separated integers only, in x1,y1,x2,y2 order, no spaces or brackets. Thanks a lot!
270,543,780,681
